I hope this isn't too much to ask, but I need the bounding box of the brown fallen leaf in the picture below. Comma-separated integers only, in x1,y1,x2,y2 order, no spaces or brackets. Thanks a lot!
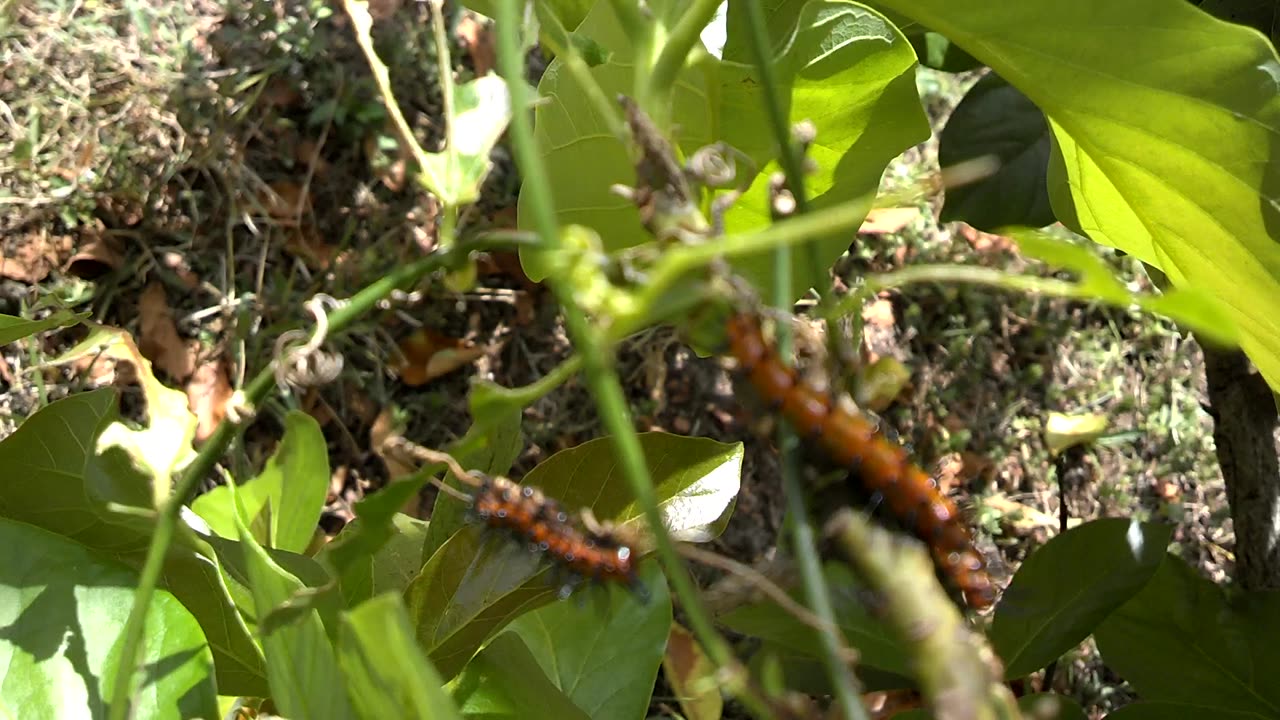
393,328,488,386
958,222,1016,254
661,623,723,720
284,223,335,271
858,207,920,235
2,231,73,283
260,180,310,221
137,282,195,381
455,14,496,75
161,252,200,289
187,354,234,443
862,297,896,329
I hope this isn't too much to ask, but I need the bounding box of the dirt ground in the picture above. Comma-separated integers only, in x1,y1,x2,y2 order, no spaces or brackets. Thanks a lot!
0,1,1229,717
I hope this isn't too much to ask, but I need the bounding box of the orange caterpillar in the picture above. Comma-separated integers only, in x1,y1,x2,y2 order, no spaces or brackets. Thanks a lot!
467,473,639,598
725,312,996,610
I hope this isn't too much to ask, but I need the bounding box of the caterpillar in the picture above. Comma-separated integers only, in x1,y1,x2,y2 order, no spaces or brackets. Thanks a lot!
725,311,997,610
467,473,640,598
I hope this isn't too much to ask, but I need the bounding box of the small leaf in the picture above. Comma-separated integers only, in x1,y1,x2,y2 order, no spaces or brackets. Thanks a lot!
324,479,431,608
1044,412,1109,456
239,516,355,720
662,622,723,720
1095,554,1280,716
507,562,671,718
939,73,1055,231
0,309,88,346
448,633,590,720
0,519,217,720
338,593,462,720
990,518,1173,679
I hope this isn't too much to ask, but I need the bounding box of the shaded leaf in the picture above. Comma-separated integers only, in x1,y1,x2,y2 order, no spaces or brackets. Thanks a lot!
338,593,462,720
874,0,1280,389
939,72,1054,230
1105,702,1270,720
0,309,88,346
507,562,671,719
448,632,589,720
325,479,432,608
1095,554,1280,717
990,518,1173,679
0,519,217,720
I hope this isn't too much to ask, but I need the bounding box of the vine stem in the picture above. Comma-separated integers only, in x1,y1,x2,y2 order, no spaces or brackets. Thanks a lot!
492,2,772,716
741,0,868,716
644,0,722,117
107,247,470,720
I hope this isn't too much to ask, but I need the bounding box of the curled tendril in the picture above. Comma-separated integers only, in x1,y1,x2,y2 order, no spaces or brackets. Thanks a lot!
273,294,346,392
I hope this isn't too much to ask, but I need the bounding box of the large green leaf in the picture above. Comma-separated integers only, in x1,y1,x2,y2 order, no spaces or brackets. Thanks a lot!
338,593,462,720
408,432,740,679
0,519,217,720
893,692,1087,720
448,633,589,720
989,518,1173,679
239,516,354,720
1095,554,1280,717
873,0,1280,389
505,562,671,719
192,411,328,554
1105,703,1270,720
520,0,927,300
0,391,268,695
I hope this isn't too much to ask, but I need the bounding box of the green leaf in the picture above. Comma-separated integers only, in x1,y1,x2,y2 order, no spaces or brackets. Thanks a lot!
448,633,590,720
939,73,1054,230
1095,554,1280,716
0,518,217,720
338,593,462,720
721,563,911,677
0,391,269,695
408,432,740,679
506,562,671,719
0,309,88,346
989,518,1173,679
1017,693,1087,720
1105,702,1271,720
873,0,1280,390
521,0,928,301
239,517,355,720
192,411,328,554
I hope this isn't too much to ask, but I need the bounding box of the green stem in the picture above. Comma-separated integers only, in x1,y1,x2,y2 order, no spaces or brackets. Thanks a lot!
743,2,867,713
645,0,722,112
493,3,771,716
108,249,466,719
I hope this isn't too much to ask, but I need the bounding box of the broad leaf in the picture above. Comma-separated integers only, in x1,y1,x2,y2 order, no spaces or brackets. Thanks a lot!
506,562,671,719
873,0,1280,390
0,519,217,720
338,593,462,720
1095,554,1280,717
894,692,1086,720
939,73,1054,230
990,518,1173,679
448,633,590,720
0,309,87,346
192,411,328,554
521,0,928,301
0,391,268,695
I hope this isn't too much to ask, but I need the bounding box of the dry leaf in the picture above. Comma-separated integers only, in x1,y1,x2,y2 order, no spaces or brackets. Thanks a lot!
393,328,487,386
957,222,1016,254
661,623,723,720
260,180,310,221
137,282,196,380
369,407,415,478
984,492,1061,536
455,14,496,75
2,231,73,283
858,207,920,235
187,355,234,443
862,297,896,329
295,139,331,178
161,252,200,289
284,224,335,270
